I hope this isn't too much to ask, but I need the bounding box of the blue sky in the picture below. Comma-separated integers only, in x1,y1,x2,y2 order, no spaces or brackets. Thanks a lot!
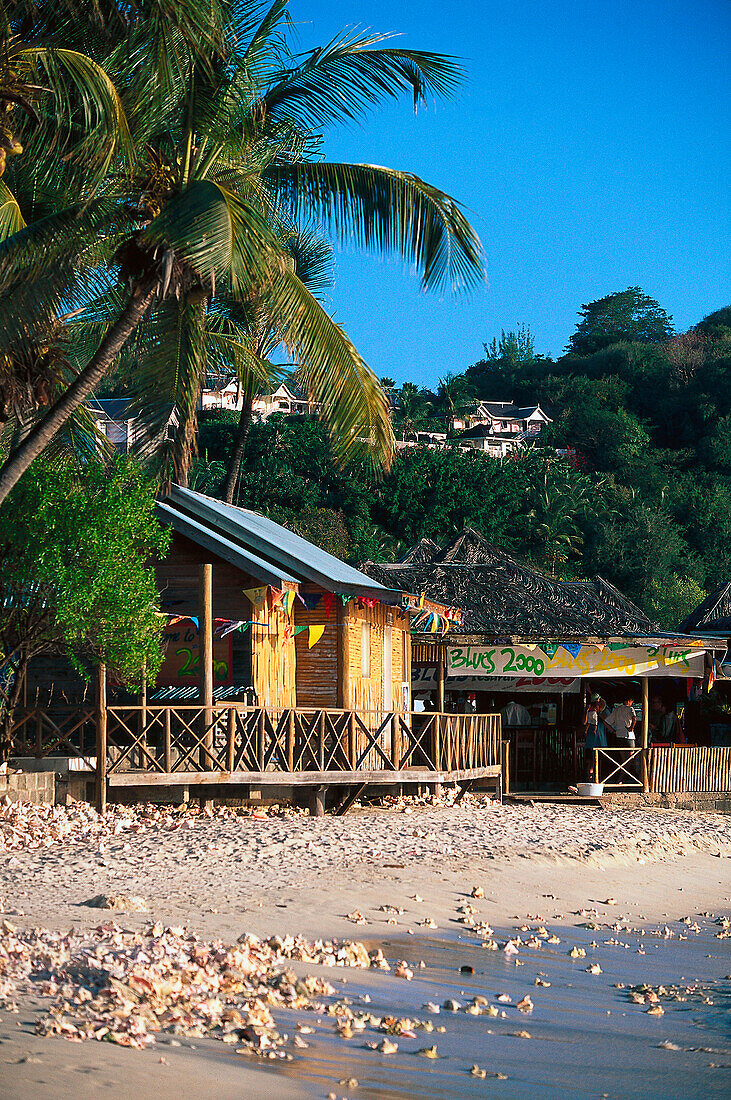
290,0,731,388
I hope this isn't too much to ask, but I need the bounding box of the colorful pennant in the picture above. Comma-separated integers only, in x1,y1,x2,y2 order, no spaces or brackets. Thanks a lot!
243,586,268,610
308,624,325,648
321,593,335,619
562,642,582,659
541,643,559,659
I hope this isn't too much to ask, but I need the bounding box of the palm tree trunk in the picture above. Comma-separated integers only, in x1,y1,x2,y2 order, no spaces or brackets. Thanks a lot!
0,284,157,506
222,386,254,505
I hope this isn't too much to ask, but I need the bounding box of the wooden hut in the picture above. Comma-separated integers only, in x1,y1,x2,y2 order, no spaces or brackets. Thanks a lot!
155,487,412,715
361,528,724,793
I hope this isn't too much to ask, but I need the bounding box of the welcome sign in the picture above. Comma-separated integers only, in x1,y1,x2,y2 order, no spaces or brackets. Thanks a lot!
447,644,705,680
412,665,580,694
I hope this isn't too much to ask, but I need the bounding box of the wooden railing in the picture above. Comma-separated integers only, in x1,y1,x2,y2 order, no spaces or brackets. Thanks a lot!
649,745,731,793
102,706,502,778
593,746,644,790
6,705,96,768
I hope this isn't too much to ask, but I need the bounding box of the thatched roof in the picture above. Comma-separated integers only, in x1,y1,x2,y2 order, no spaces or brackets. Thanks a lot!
360,528,659,639
679,583,731,633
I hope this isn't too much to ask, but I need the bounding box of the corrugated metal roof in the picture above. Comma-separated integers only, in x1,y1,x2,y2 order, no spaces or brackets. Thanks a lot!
162,487,398,599
155,501,298,587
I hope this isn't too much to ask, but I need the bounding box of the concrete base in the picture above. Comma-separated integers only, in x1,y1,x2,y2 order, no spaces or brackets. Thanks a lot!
11,755,95,773
0,769,55,805
602,791,731,813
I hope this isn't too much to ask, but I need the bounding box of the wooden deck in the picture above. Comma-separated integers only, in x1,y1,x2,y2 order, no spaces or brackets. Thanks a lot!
8,704,503,812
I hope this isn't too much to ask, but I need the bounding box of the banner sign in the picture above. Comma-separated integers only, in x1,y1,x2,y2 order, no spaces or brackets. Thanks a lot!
412,666,580,695
158,622,233,686
446,644,706,680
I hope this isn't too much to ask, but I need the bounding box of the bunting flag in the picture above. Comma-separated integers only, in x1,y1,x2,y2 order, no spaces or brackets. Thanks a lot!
321,592,335,619
525,643,537,651
562,642,583,659
540,643,559,659
189,616,199,631
609,642,626,651
270,587,284,609
707,660,716,693
340,593,355,605
359,597,379,608
217,620,250,638
282,624,293,645
243,586,268,610
595,642,606,651
308,624,325,648
293,625,308,637
419,592,425,609
302,592,321,610
282,590,296,616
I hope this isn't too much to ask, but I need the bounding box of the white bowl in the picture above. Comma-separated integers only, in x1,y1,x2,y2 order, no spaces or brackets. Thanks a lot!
576,781,604,797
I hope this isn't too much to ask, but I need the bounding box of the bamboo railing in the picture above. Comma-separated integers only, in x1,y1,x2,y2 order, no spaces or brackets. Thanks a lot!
649,745,731,793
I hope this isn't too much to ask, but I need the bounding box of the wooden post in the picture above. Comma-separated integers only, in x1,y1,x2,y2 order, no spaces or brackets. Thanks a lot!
310,785,325,817
139,660,147,769
199,563,214,770
226,708,235,773
339,601,351,710
437,648,446,713
392,712,402,770
287,709,295,771
641,676,649,793
95,663,107,813
164,708,172,773
258,708,266,771
594,747,599,784
502,738,510,795
35,707,42,759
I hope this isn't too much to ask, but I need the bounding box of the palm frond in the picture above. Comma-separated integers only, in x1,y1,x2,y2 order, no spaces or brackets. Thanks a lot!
260,267,394,471
141,179,282,291
264,161,485,294
262,31,464,128
15,44,132,173
0,181,25,240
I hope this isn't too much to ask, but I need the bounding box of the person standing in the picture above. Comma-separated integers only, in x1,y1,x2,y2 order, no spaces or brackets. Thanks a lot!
582,695,607,779
607,692,637,749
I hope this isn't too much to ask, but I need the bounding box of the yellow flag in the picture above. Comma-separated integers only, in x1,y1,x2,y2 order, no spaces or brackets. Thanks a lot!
243,586,267,609
308,624,325,648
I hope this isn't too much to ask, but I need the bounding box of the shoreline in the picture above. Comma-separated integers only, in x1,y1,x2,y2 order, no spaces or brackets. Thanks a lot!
1,800,730,1098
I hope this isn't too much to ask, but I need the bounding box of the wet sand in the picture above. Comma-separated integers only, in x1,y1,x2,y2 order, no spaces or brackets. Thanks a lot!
1,800,730,1098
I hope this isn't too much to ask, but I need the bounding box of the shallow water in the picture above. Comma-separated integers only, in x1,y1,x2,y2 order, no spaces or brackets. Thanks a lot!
241,913,731,1099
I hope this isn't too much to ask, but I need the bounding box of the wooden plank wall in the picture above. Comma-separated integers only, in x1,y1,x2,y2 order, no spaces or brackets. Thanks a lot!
293,586,339,708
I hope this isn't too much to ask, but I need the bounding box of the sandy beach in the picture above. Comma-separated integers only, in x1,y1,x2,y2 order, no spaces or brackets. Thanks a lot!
1,797,730,1098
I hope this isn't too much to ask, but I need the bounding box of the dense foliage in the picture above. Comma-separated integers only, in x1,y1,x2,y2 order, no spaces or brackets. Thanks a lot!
0,457,169,739
193,288,731,630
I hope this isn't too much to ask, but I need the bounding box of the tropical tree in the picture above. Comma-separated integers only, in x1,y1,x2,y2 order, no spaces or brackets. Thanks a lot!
0,455,169,752
393,382,435,439
565,287,674,357
436,371,474,425
0,0,485,504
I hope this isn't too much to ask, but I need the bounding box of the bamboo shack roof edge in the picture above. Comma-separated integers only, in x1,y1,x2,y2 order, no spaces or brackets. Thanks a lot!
161,487,405,601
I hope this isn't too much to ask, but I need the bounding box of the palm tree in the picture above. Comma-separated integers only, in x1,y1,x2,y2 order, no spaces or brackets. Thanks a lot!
0,1,485,505
394,382,434,440
436,371,474,427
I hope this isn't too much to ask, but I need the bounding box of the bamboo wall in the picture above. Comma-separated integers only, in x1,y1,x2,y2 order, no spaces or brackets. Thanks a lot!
341,600,411,717
650,745,731,793
155,532,297,708
251,599,297,710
